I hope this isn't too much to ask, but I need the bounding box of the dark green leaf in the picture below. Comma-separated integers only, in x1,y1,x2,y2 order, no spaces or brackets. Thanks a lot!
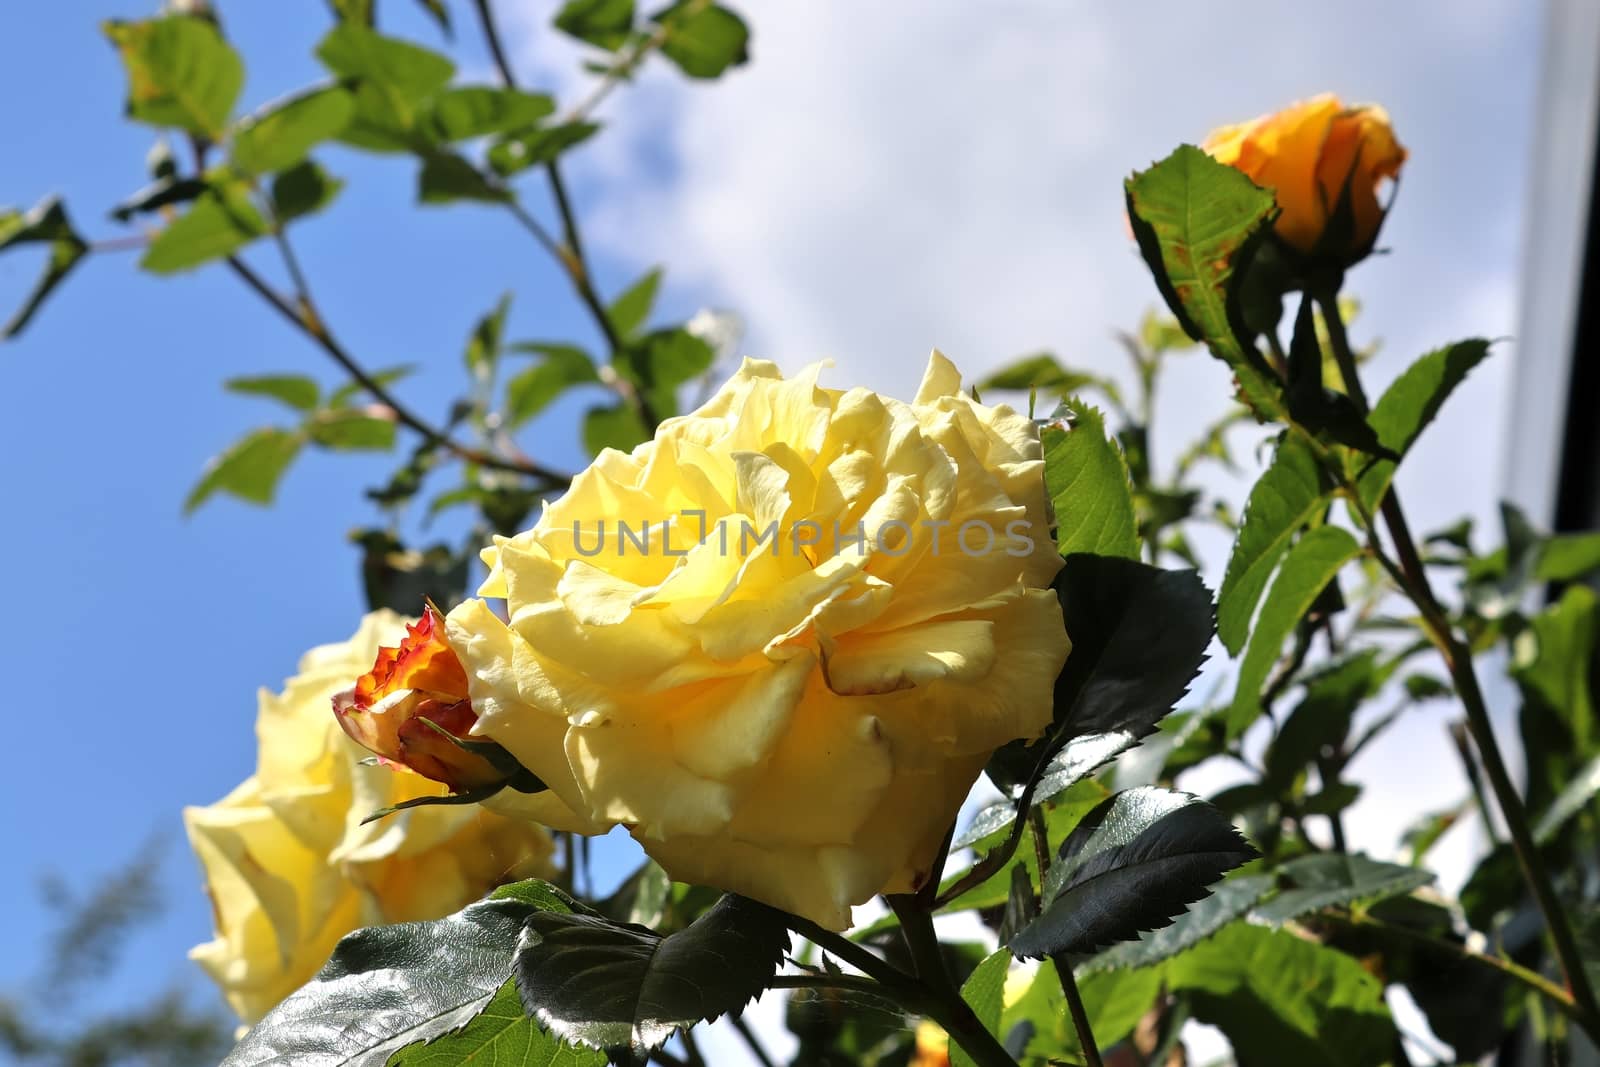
110,175,207,222
1216,434,1326,654
309,410,398,451
0,197,89,340
1512,584,1597,799
1164,921,1395,1067
555,0,636,50
1283,295,1394,458
223,891,573,1066
104,15,243,139
1262,650,1381,792
1009,787,1256,960
1043,401,1139,560
949,951,1009,1067
272,161,346,222
653,2,750,78
185,428,304,513
231,86,356,176
225,374,320,411
583,404,649,456
387,980,604,1066
607,267,662,340
1357,339,1493,511
1534,751,1600,844
1085,872,1274,972
513,894,788,1058
1228,526,1359,734
488,122,602,177
505,344,601,426
140,177,268,274
1252,852,1434,924
426,87,556,141
1124,144,1283,420
419,152,510,203
353,529,473,614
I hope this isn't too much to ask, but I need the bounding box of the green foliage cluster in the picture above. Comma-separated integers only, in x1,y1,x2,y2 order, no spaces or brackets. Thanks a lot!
6,4,1600,1067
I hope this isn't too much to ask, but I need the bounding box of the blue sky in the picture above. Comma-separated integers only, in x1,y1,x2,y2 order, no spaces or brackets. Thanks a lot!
0,0,1551,1057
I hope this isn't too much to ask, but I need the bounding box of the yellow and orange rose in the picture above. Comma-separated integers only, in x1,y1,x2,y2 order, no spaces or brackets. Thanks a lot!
369,353,1070,930
184,611,556,1023
1202,93,1406,264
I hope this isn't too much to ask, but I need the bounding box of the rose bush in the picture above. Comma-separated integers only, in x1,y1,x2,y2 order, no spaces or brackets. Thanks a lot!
1202,92,1406,265
368,353,1071,930
184,611,555,1022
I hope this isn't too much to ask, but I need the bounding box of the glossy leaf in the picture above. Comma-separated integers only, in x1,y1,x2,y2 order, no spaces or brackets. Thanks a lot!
513,894,788,1058
1228,526,1359,734
1085,872,1274,972
104,15,243,139
427,87,556,141
231,86,356,176
1217,434,1326,654
653,2,751,79
1043,401,1139,560
957,731,1138,849
1252,852,1434,924
386,980,604,1066
223,891,572,1066
141,178,268,274
506,344,602,426
1008,787,1256,960
184,428,303,513
949,951,1010,1067
1124,144,1283,420
224,374,320,412
1357,339,1493,511
0,197,88,340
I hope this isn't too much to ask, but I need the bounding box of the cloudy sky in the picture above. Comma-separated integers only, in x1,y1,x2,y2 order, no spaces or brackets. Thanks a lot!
0,1,1558,1063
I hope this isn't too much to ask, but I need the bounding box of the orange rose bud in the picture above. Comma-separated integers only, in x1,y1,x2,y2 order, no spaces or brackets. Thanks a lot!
910,1021,951,1067
334,605,505,791
1202,93,1406,266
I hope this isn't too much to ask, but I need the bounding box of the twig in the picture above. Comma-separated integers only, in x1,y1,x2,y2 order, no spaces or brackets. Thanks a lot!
1029,808,1103,1067
728,1013,777,1067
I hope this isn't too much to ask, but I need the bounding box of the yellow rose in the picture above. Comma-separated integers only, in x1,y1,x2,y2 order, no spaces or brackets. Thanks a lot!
1202,93,1406,263
911,1020,952,1067
183,611,556,1023
442,352,1069,929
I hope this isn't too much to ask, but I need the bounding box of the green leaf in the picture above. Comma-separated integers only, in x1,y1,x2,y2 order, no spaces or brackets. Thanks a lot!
607,267,662,340
427,87,556,141
223,889,574,1066
653,2,751,78
958,731,1138,849
224,374,320,411
104,15,243,139
185,427,304,513
317,25,455,152
976,353,1100,396
1537,531,1600,582
555,0,636,50
1124,144,1283,420
1356,339,1494,511
1228,525,1359,734
1217,435,1327,654
231,86,356,176
1252,853,1435,924
309,409,398,451
1283,295,1393,458
387,980,605,1066
466,293,513,376
1163,922,1395,1067
1001,961,1159,1064
419,152,510,203
949,951,1009,1067
140,177,268,274
331,363,415,407
0,197,89,340
1535,751,1600,844
1262,650,1381,793
582,404,650,457
1513,585,1598,798
505,344,602,426
1043,401,1139,560
488,122,602,177
110,175,206,222
513,893,788,1059
1085,872,1275,972
624,328,714,390
1009,787,1256,960
272,161,346,222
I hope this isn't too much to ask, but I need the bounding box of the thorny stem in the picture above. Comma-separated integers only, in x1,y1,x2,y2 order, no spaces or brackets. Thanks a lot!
223,254,570,482
1315,289,1600,1039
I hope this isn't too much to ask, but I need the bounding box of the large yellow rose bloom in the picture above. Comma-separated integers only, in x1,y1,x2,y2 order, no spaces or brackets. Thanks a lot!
1202,93,1406,263
442,352,1069,929
184,611,556,1023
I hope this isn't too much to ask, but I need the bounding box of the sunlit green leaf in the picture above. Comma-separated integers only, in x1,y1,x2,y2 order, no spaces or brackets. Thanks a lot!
505,344,601,426
386,980,604,1066
426,86,555,141
317,24,455,152
653,2,750,78
949,951,1010,1067
231,85,356,176
1043,401,1139,560
555,0,636,50
488,122,602,177
309,409,398,451
272,160,346,222
224,374,320,412
0,197,89,340
104,15,243,139
1356,339,1493,511
607,267,662,340
582,404,648,456
418,152,510,203
185,427,304,513
141,177,268,274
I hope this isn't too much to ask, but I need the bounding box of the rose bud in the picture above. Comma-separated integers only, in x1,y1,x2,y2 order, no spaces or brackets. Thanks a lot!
1202,93,1406,268
333,603,506,792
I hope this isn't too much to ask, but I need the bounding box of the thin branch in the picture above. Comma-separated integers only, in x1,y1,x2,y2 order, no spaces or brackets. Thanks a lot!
727,1013,777,1067
223,254,570,483
1029,808,1103,1067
